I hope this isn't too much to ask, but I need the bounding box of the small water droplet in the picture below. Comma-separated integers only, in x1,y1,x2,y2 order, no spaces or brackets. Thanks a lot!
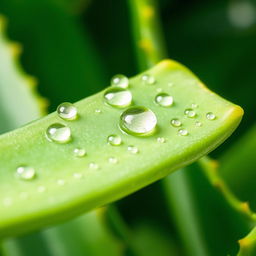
195,121,202,127
156,88,162,93
155,93,173,107
57,179,65,186
191,103,198,108
46,123,71,143
74,148,86,157
127,145,139,154
95,109,102,114
108,157,118,164
171,119,182,127
120,106,157,136
111,74,129,88
141,74,156,85
107,134,122,146
178,129,188,136
184,108,196,118
16,166,36,180
104,88,132,108
206,112,216,120
157,137,166,143
37,186,46,193
89,162,99,169
57,102,78,120
73,173,82,179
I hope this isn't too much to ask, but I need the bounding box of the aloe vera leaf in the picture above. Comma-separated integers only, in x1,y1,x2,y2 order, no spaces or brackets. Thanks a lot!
220,125,256,210
0,0,106,111
0,16,47,133
0,59,243,238
237,226,256,256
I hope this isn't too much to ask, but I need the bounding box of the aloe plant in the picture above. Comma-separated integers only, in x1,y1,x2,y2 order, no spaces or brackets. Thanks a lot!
0,0,255,255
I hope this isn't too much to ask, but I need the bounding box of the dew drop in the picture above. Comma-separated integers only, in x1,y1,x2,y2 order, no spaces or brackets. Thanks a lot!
111,74,129,88
184,108,196,118
107,134,122,146
156,88,162,93
155,93,173,107
16,166,36,180
74,148,86,157
120,106,157,136
127,145,139,154
95,109,102,114
104,88,132,108
178,129,188,136
171,119,182,127
89,162,99,169
195,121,202,127
206,112,216,120
191,103,198,108
46,123,71,143
141,74,156,85
57,102,78,120
108,157,118,164
157,137,166,143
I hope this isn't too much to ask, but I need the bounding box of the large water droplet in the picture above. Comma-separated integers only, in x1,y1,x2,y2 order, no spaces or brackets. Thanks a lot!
46,123,71,143
104,88,132,108
184,108,196,118
111,74,129,88
178,129,188,136
206,112,216,120
74,148,86,157
16,166,36,180
155,93,173,107
127,145,139,154
107,134,122,146
141,74,156,85
57,102,77,120
120,106,157,136
171,119,182,127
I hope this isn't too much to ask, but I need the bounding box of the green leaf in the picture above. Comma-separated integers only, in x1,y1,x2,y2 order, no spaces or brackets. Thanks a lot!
0,16,47,133
0,59,243,238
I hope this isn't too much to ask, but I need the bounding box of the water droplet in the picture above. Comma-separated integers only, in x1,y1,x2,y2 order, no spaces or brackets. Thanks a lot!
73,173,82,179
155,93,173,107
120,106,157,136
107,134,122,146
74,148,86,157
57,102,77,120
191,103,198,108
157,137,166,143
16,166,36,180
57,179,65,186
95,109,102,114
46,123,71,143
171,119,182,127
184,108,196,118
108,157,118,164
104,88,132,108
89,162,99,169
127,145,139,154
156,88,162,92
37,186,46,193
195,121,202,127
206,112,216,120
178,129,188,136
141,74,156,85
111,74,129,88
